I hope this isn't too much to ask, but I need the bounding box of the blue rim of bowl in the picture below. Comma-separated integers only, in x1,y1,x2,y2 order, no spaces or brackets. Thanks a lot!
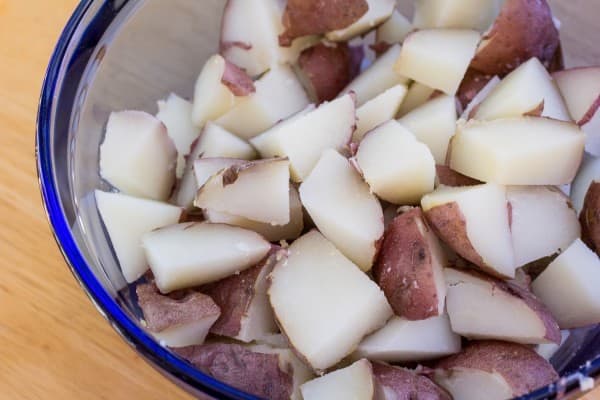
35,2,600,400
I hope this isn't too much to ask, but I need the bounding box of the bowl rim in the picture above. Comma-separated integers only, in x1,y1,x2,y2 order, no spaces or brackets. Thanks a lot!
35,1,600,399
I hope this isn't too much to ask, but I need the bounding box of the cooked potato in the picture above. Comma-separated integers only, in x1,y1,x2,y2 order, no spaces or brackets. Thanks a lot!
553,67,600,125
469,0,560,76
353,84,408,142
136,282,220,348
397,82,437,117
326,0,396,42
445,268,561,344
413,0,502,31
435,166,482,187
373,362,452,400
373,207,447,319
571,154,600,215
221,59,256,96
458,74,500,118
174,342,313,400
301,359,380,400
455,69,495,110
373,9,413,53
581,182,600,255
434,341,559,400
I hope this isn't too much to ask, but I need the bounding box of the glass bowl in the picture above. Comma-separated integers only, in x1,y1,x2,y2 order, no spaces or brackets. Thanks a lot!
36,1,600,399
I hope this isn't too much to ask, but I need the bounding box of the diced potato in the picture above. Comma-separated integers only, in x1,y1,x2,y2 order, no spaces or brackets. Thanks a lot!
413,0,502,31
326,0,396,42
397,82,436,117
353,84,408,142
301,359,380,400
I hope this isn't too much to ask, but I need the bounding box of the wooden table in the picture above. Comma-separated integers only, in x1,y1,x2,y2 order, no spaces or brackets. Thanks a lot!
0,1,598,399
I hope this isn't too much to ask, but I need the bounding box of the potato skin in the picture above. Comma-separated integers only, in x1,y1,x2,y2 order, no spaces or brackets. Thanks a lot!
436,165,482,187
456,69,494,110
435,341,558,396
136,282,220,333
373,208,445,320
221,59,256,96
580,182,600,256
279,0,369,46
174,343,294,400
469,0,559,76
372,362,451,400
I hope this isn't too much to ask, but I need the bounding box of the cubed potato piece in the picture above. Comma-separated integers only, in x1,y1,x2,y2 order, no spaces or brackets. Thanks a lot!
553,67,600,126
195,158,290,225
326,0,396,42
301,359,380,400
142,222,271,293
136,282,220,348
172,123,256,210
469,0,560,76
156,93,200,178
373,207,447,319
421,184,515,278
536,330,570,361
353,84,408,142
413,0,502,31
201,248,282,342
373,363,451,400
375,9,413,48
445,268,561,344
99,111,177,201
95,191,183,283
449,117,585,185
251,94,356,182
355,314,461,362
395,29,480,95
268,231,393,371
581,182,600,255
341,44,409,106
434,341,558,400
398,94,458,164
192,158,246,189
459,75,500,119
300,150,384,270
472,58,570,121
571,153,600,215
216,65,310,139
356,121,435,205
435,165,482,187
508,186,580,267
397,82,436,117
203,185,303,242
174,342,313,400
455,68,494,110
296,42,362,103
532,239,600,328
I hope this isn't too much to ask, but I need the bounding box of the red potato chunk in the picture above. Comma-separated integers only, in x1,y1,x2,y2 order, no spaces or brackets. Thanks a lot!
373,362,451,400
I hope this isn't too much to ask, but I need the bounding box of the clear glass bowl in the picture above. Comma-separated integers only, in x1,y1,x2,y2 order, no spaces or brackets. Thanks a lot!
36,1,600,399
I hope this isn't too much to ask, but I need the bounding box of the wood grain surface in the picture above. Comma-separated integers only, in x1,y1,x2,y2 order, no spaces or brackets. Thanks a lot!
0,0,598,399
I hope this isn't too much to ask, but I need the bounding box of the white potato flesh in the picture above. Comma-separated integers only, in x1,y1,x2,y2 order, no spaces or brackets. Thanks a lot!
422,184,515,278
203,185,304,242
398,94,457,164
326,0,396,42
142,222,271,293
395,29,480,95
300,150,384,271
397,82,436,117
172,123,255,210
353,84,408,142
508,186,580,267
376,9,414,45
100,111,177,201
460,76,500,120
355,314,461,362
216,65,310,140
195,158,291,225
473,58,571,122
434,369,513,400
445,268,555,344
341,44,409,106
552,67,600,123
251,95,355,182
532,239,600,328
536,330,570,361
356,120,436,205
95,190,182,283
571,154,600,214
156,93,199,177
301,359,377,400
268,231,393,371
153,316,220,348
449,117,585,185
193,158,247,189
413,0,502,31
191,55,237,127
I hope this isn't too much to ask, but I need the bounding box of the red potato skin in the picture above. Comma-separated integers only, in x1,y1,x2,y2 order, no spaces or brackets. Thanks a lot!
372,362,452,400
436,165,482,187
469,0,560,76
373,208,445,320
173,343,294,400
456,69,494,110
221,60,256,96
435,341,559,397
279,0,369,46
580,182,600,256
578,95,600,126
297,42,363,103
136,282,220,333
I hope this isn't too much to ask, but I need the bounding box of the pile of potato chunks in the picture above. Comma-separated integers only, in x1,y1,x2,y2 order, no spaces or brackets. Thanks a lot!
94,0,600,398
